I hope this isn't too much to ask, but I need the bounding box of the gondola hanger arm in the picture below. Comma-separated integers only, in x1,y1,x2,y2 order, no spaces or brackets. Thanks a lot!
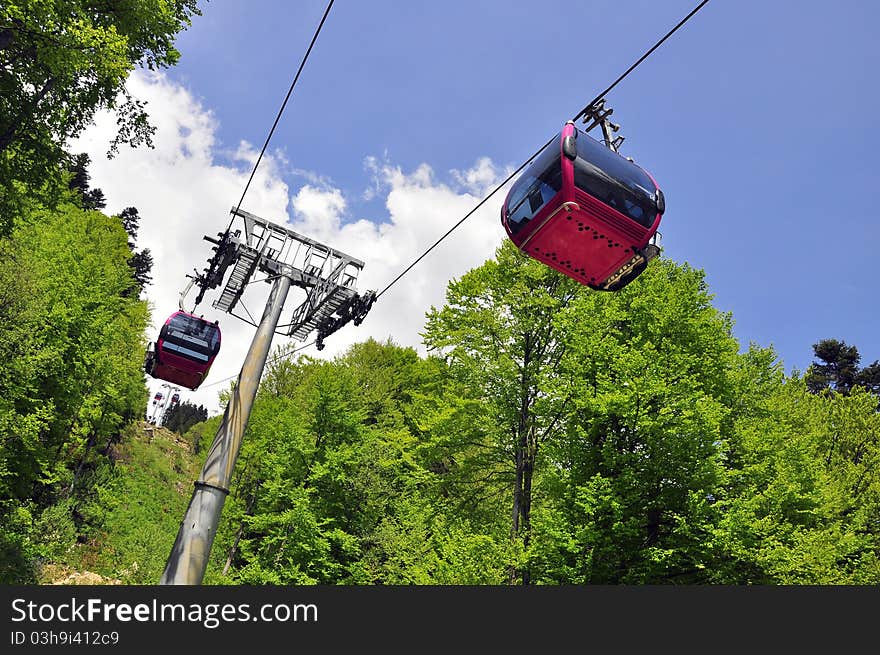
178,272,200,312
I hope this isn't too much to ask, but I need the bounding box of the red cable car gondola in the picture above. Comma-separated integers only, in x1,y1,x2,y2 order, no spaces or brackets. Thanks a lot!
144,311,221,391
501,120,665,291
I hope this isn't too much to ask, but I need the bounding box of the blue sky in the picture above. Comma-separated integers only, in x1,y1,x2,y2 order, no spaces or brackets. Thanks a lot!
76,0,879,412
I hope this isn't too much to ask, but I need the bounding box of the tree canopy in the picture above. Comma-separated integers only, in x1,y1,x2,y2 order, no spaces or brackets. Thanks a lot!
1,223,877,585
0,199,149,582
806,338,880,398
0,0,202,233
162,400,208,435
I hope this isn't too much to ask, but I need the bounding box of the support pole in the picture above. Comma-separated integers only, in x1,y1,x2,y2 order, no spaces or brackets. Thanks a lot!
160,272,293,584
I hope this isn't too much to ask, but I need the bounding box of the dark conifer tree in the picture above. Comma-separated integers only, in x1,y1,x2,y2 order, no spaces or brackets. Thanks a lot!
67,153,91,197
117,206,153,291
163,401,208,435
806,338,879,398
67,153,106,210
855,361,880,397
66,157,153,295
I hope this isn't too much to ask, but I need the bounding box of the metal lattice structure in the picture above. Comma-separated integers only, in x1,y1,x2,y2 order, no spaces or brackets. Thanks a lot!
201,206,374,345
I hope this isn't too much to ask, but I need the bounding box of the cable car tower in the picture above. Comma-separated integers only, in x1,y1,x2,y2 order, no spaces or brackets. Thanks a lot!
188,206,376,348
161,206,375,585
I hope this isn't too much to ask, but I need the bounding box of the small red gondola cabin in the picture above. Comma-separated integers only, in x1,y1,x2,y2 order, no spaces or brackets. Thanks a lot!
501,120,665,291
144,311,221,391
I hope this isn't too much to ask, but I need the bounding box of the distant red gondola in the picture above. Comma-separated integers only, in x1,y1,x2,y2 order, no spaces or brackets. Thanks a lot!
501,120,665,291
144,311,221,391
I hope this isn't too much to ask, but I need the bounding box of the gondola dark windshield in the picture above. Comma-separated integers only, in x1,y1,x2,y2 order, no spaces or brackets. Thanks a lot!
505,136,563,234
572,129,657,227
163,313,220,362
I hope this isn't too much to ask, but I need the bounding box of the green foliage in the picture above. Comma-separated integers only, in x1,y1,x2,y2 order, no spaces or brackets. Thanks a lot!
526,259,740,583
203,252,880,586
207,339,511,585
422,241,579,582
367,498,514,584
714,380,880,583
63,422,204,583
0,501,38,583
32,498,79,561
0,201,149,581
0,0,202,233
3,218,875,585
805,338,880,398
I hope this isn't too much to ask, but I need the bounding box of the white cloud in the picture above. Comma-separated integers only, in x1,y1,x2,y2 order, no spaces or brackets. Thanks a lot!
290,185,346,236
71,71,509,416
451,156,505,196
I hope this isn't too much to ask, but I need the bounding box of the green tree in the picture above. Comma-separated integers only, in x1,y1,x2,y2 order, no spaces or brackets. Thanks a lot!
0,0,202,232
209,338,510,585
715,378,880,583
421,240,579,584
66,154,153,295
530,259,742,583
117,206,153,293
212,353,389,583
805,338,880,399
162,400,207,435
0,201,149,582
67,152,106,210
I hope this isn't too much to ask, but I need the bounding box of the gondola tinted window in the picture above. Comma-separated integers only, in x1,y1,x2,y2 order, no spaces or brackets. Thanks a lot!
163,313,220,361
572,129,658,228
505,136,563,234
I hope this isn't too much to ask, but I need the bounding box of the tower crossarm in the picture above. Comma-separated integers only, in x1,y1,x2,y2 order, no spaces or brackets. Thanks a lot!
203,207,371,345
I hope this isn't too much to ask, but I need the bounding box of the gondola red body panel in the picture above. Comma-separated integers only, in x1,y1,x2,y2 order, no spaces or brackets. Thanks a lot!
144,311,221,390
501,121,665,291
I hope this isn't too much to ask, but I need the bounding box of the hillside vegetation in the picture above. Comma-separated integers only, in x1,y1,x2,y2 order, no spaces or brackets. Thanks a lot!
38,422,205,585
3,0,878,587
2,214,879,585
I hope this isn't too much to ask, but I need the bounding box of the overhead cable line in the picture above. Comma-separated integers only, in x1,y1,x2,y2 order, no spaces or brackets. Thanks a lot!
375,0,711,300
374,147,550,299
190,1,339,386
187,0,336,313
201,339,316,390
225,0,336,231
573,0,710,122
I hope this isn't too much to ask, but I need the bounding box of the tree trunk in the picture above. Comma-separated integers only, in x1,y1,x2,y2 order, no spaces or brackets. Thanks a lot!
509,334,535,584
68,431,98,496
222,489,258,576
